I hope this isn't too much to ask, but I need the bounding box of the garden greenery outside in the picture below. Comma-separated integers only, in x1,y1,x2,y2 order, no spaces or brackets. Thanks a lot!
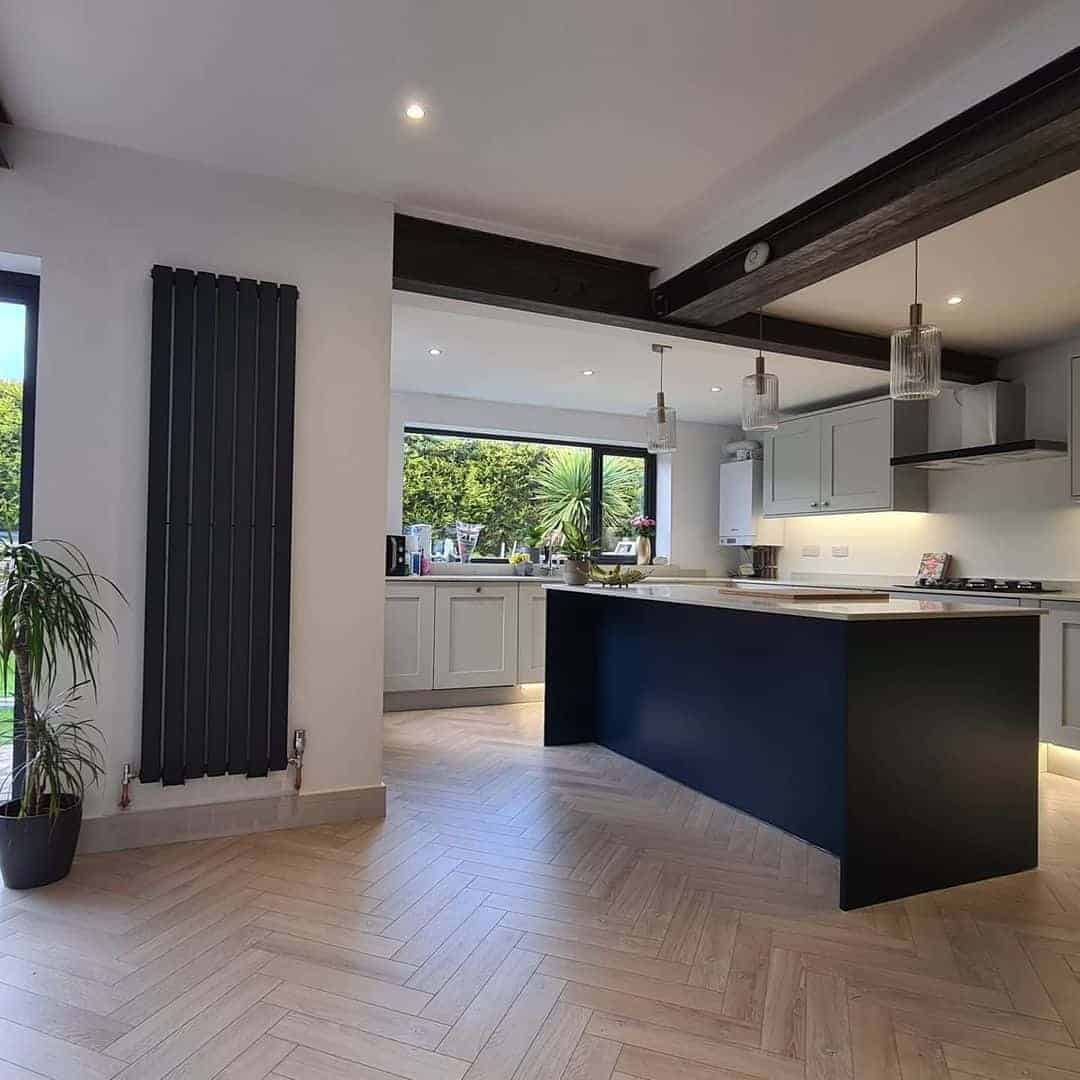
0,379,22,744
402,433,646,558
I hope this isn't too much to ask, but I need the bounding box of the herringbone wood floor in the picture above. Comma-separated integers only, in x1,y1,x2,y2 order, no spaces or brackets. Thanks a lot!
1,704,1079,1078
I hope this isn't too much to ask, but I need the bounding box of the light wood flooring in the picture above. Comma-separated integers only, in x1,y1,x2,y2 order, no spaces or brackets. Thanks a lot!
2,703,1080,1078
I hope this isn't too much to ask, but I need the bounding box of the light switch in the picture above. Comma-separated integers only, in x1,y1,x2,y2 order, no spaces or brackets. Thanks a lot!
832,545,849,558
801,545,821,558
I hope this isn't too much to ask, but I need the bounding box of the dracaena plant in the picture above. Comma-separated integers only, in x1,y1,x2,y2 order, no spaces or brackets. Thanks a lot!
0,539,124,818
554,520,599,563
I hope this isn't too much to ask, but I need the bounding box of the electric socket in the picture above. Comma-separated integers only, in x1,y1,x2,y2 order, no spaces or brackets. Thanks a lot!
831,545,850,558
801,545,821,558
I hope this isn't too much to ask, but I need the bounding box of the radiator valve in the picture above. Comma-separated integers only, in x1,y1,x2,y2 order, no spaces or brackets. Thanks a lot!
287,729,306,793
119,762,133,810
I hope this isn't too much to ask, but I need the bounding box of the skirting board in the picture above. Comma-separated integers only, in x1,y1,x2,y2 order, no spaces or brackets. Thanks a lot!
78,783,386,854
385,684,544,712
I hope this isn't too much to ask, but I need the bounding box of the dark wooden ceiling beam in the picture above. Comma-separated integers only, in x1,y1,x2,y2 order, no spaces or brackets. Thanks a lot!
393,213,655,321
654,46,1080,325
393,214,996,384
708,313,996,384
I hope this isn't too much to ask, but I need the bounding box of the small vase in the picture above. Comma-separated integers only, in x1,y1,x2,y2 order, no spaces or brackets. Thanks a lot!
635,536,652,566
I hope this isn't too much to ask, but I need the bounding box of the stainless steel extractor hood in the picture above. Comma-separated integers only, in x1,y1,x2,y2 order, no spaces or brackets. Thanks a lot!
891,380,1066,469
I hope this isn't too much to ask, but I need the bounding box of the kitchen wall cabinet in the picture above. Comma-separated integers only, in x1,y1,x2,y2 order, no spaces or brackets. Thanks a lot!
763,417,822,516
384,584,435,692
517,584,548,683
820,400,892,511
1041,602,1080,750
763,397,927,517
434,583,519,689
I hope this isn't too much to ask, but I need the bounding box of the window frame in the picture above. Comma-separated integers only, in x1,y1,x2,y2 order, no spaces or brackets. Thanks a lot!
0,270,39,796
403,426,657,565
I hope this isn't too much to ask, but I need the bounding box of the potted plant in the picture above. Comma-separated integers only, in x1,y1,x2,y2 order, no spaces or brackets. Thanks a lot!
0,539,123,890
555,520,598,585
630,515,656,566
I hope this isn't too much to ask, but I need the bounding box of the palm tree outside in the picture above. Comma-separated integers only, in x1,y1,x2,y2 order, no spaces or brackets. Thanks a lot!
532,447,644,550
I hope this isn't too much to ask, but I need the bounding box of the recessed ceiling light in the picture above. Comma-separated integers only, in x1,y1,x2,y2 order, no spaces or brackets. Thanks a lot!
710,386,722,393
405,102,426,121
581,369,595,376
947,295,964,305
428,347,442,356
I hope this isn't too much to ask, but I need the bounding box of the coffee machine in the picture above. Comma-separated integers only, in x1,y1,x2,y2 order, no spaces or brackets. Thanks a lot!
385,534,408,576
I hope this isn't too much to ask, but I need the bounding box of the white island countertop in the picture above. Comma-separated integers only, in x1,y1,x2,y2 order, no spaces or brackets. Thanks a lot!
543,582,1049,621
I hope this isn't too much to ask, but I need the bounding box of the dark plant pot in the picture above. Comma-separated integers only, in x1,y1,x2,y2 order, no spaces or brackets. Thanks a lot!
0,795,83,889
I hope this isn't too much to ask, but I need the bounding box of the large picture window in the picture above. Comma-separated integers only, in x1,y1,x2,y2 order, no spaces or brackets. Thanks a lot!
402,428,656,564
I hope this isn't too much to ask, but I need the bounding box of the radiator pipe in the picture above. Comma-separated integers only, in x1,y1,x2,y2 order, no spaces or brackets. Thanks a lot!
287,729,306,793
119,762,133,810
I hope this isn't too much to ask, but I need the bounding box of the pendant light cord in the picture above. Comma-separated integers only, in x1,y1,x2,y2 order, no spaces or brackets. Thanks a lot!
913,238,919,304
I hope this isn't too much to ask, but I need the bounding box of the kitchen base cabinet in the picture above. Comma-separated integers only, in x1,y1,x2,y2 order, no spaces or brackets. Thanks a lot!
517,584,547,683
1041,603,1080,750
434,583,519,689
384,584,435,692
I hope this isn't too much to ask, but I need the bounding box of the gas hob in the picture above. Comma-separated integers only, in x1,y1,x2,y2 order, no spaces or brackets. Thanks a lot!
896,577,1060,594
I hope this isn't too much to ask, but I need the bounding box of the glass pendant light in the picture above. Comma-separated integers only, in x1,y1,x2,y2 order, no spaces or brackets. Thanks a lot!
741,311,780,431
890,239,942,400
647,344,677,453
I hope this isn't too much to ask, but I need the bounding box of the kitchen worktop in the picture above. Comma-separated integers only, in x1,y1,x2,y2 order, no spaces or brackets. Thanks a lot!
385,573,723,585
385,574,535,583
727,574,1080,602
387,572,1080,599
543,582,1047,621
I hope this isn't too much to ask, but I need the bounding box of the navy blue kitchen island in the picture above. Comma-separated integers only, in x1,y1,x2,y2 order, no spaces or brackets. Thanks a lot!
543,583,1042,909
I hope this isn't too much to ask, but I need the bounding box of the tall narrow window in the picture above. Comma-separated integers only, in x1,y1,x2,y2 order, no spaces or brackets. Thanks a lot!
0,270,39,790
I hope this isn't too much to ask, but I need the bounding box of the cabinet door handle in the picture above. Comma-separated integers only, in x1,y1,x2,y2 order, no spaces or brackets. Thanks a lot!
823,500,830,506
476,586,482,593
810,501,819,507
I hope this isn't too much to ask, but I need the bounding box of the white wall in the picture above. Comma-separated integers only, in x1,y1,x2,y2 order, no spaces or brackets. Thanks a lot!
779,334,1080,579
387,391,740,575
1,127,393,818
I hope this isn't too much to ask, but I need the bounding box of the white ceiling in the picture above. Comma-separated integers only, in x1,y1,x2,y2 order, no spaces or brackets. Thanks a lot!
391,292,887,425
767,168,1080,356
0,0,1051,265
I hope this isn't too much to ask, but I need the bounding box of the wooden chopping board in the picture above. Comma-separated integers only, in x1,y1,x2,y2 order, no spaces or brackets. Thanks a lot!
711,583,890,602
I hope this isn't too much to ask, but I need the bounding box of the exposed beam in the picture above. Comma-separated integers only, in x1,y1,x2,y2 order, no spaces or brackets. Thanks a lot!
393,214,654,321
393,214,997,384
708,313,996,385
654,46,1080,325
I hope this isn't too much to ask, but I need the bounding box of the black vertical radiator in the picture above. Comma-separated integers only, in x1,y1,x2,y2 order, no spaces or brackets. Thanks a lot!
140,266,297,785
